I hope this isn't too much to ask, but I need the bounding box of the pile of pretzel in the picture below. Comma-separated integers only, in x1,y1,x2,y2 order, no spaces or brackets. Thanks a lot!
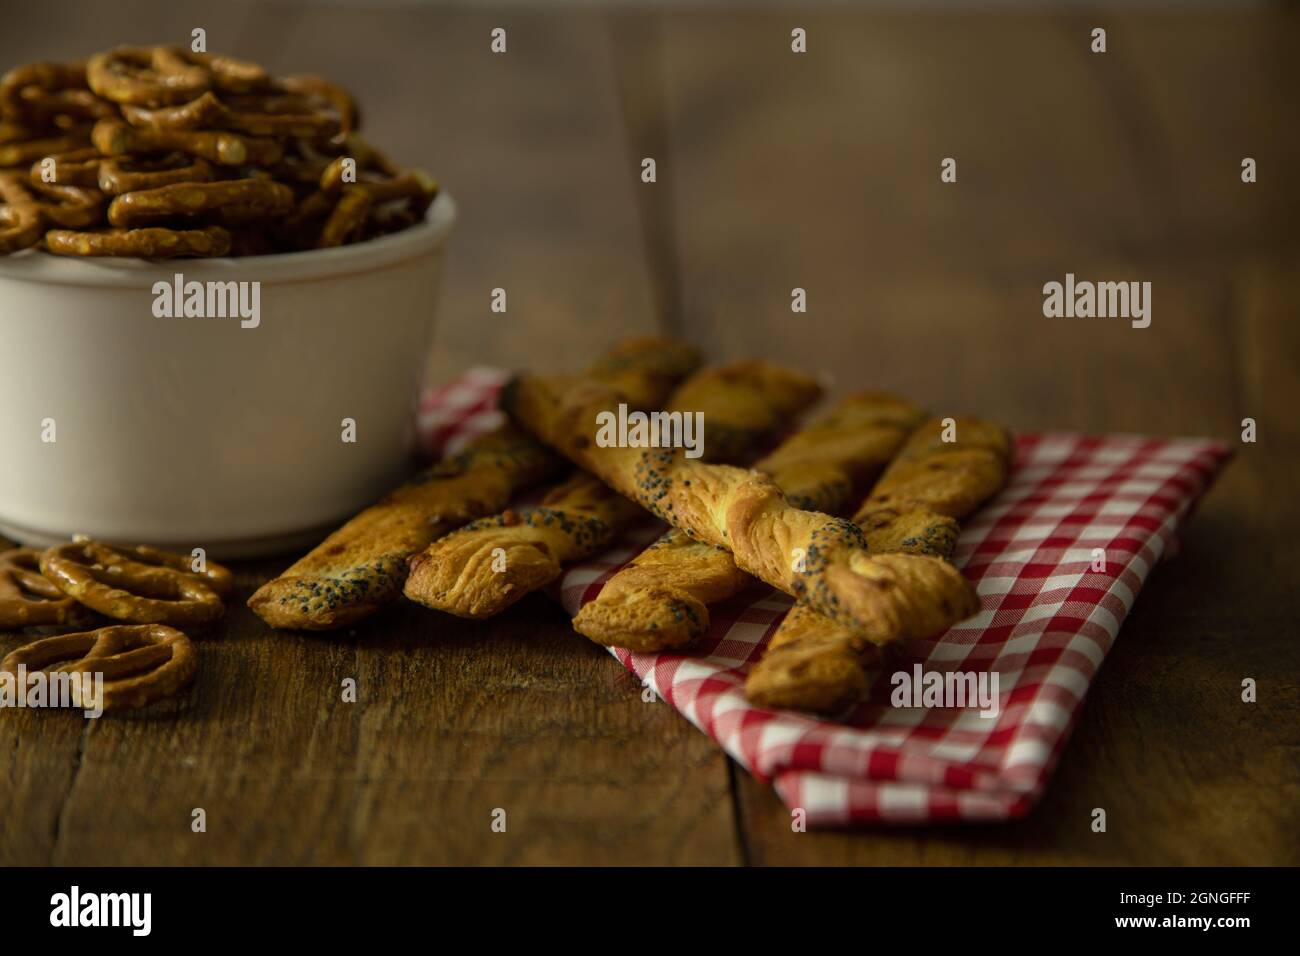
0,46,437,258
0,539,236,710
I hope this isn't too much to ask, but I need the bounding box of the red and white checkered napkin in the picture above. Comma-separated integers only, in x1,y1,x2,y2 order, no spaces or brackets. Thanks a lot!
418,371,1232,825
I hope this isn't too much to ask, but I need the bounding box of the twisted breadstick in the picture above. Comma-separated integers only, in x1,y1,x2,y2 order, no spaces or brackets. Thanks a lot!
403,360,822,618
573,391,925,651
503,376,980,643
249,338,700,630
745,417,1013,714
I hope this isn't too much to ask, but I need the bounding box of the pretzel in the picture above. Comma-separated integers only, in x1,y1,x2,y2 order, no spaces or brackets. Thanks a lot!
40,540,228,626
27,146,102,186
122,90,340,140
317,189,373,247
318,135,401,194
44,225,231,258
313,139,437,248
107,178,294,228
0,624,197,711
0,172,43,253
93,117,283,167
0,132,89,168
276,74,358,136
0,47,424,257
0,548,93,629
24,178,102,227
86,46,211,107
96,152,214,194
0,62,113,129
179,51,269,95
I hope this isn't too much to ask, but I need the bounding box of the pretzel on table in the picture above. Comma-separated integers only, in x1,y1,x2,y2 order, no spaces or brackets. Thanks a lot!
0,547,94,629
0,624,197,711
40,540,232,627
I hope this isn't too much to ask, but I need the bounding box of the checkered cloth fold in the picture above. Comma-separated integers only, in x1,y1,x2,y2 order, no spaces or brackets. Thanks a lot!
420,371,1231,824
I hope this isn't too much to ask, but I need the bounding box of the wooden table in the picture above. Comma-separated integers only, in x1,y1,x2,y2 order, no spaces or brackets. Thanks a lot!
2,2,1297,866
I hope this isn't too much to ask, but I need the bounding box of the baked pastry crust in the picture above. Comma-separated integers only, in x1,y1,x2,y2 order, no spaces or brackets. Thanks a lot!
503,375,979,644
403,360,822,618
745,416,1013,714
572,391,926,651
248,338,701,631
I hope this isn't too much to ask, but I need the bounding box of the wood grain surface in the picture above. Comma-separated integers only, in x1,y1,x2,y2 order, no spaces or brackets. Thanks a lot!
1,2,1296,866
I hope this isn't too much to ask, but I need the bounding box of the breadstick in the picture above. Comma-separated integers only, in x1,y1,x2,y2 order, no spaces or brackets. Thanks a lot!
573,391,925,651
745,417,1013,714
248,338,700,630
503,375,980,644
403,360,822,618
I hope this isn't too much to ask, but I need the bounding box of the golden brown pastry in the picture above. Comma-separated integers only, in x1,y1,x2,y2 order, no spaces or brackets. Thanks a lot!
502,375,979,644
248,337,700,631
745,417,1014,714
402,360,823,618
573,391,926,651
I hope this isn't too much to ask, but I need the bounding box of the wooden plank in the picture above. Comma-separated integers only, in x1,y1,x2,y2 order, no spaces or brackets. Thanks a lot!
46,584,736,865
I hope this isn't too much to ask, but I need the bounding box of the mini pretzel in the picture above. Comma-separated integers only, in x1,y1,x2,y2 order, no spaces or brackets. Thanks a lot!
179,51,269,95
0,624,197,712
0,132,89,168
85,541,235,598
28,146,102,187
318,134,400,195
0,170,101,229
120,91,339,141
86,46,212,107
93,117,283,167
40,541,227,626
108,178,294,228
25,179,102,227
0,548,92,629
120,91,226,130
276,74,359,136
318,189,373,247
1,48,421,257
0,62,113,129
44,224,231,258
96,152,213,194
0,172,43,253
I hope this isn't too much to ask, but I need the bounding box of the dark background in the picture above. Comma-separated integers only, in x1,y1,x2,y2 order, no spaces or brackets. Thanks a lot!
1,0,1297,864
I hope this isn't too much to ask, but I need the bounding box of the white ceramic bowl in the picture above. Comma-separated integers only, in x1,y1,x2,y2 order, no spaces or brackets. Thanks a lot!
0,192,456,558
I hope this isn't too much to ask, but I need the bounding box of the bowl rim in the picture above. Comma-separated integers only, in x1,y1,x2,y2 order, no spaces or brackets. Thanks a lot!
0,190,456,287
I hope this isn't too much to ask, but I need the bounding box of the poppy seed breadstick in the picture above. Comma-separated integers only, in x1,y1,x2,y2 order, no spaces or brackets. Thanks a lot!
248,337,701,631
745,417,1013,714
403,360,822,619
502,375,980,644
573,391,926,652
